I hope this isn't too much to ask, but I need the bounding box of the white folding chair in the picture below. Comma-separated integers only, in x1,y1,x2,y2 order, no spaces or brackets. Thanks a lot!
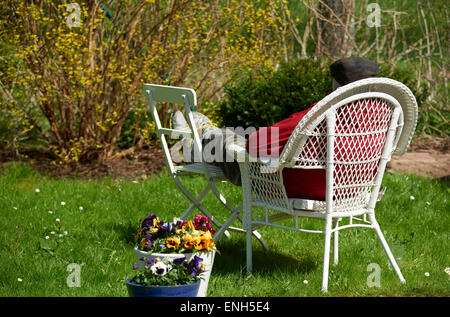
144,84,268,250
229,78,418,292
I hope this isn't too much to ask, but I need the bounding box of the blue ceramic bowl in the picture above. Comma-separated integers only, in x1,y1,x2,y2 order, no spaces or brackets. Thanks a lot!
125,279,200,297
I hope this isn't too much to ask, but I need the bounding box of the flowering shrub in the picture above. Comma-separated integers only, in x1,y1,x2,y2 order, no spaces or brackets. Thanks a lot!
135,214,216,254
129,255,204,286
0,0,289,162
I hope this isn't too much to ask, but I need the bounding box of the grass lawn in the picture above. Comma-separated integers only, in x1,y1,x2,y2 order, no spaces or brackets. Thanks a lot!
0,162,448,297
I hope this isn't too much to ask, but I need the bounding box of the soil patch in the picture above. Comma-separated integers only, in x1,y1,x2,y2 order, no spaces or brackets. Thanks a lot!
0,143,167,180
0,135,449,181
388,135,450,180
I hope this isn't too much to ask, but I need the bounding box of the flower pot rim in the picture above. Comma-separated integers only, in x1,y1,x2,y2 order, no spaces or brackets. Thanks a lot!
134,246,191,255
125,278,200,288
134,246,215,255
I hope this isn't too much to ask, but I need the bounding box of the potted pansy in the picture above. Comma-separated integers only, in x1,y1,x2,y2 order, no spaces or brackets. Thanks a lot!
125,255,205,297
133,214,217,297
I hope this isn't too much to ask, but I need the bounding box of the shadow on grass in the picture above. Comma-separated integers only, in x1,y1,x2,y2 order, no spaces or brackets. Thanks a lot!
110,221,138,247
213,237,317,277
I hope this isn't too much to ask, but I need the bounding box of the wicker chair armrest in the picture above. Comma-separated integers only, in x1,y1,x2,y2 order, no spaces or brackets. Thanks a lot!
226,143,281,168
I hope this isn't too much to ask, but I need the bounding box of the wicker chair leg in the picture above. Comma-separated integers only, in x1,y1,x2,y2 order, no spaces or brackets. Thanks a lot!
333,219,339,265
371,218,406,283
246,227,253,275
321,215,333,292
244,200,253,275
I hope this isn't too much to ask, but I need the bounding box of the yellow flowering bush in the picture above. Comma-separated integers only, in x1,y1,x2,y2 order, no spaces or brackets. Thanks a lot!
135,214,216,254
0,0,290,163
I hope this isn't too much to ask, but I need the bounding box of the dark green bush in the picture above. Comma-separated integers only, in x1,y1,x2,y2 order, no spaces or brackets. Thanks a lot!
218,58,332,129
218,58,434,136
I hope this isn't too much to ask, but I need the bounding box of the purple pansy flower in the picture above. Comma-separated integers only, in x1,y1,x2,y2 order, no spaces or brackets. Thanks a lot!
140,214,158,228
155,267,165,275
150,261,172,276
173,256,186,266
188,255,204,275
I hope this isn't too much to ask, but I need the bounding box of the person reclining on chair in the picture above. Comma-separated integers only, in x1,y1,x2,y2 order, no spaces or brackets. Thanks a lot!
171,57,380,201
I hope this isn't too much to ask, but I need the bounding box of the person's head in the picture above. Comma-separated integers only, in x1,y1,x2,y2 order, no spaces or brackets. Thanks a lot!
330,57,379,91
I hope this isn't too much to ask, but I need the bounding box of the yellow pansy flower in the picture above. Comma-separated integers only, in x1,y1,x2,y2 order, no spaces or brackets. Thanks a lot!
182,234,194,249
166,237,180,249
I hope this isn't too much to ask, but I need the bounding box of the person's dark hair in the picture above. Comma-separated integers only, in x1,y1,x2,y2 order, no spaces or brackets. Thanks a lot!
330,57,379,86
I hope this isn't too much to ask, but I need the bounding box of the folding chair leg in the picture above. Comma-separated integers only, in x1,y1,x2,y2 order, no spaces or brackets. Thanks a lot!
175,179,216,223
174,177,232,238
182,200,232,241
370,216,406,283
183,198,233,242
174,172,268,253
213,204,241,242
180,202,197,220
179,183,211,220
321,215,333,292
209,181,269,251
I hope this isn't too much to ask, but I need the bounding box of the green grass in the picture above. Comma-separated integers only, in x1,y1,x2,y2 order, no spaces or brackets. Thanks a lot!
0,162,448,297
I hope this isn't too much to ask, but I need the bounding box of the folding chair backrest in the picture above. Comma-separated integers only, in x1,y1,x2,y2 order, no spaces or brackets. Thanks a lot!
145,84,197,107
143,84,202,173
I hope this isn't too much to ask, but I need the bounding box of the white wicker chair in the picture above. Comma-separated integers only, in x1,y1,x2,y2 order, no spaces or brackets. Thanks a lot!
229,78,418,292
144,84,268,249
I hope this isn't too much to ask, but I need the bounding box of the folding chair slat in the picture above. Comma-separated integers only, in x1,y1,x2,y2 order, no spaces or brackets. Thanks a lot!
174,163,225,178
158,128,192,138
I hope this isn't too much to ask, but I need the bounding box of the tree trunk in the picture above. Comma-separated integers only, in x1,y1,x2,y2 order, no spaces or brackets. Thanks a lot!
316,0,355,58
